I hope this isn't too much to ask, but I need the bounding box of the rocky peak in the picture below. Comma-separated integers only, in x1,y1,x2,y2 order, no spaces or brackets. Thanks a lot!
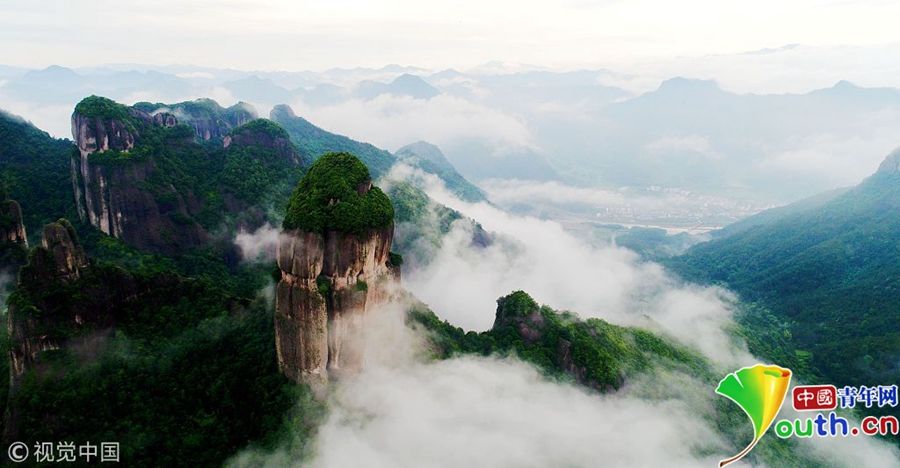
71,96,152,157
492,290,545,343
275,152,400,384
134,99,258,141
6,219,89,397
493,290,540,328
270,104,297,120
70,96,215,253
37,219,88,282
0,199,27,247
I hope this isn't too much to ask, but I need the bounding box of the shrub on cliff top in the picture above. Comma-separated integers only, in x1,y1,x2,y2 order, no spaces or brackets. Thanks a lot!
74,95,132,122
283,152,393,233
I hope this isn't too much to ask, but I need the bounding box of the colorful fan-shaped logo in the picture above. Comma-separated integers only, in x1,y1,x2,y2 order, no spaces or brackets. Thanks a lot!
715,364,792,467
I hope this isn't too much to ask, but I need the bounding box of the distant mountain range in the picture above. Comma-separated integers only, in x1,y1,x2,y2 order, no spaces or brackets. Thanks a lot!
6,64,900,205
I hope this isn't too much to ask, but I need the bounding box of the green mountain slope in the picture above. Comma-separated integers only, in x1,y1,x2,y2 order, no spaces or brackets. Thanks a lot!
669,149,900,391
0,110,75,238
395,141,486,202
270,104,395,178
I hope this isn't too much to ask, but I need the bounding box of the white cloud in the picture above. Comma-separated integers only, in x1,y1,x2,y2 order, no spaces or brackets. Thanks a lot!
311,355,726,468
228,303,731,468
645,134,720,160
757,130,898,188
0,95,75,138
290,94,534,152
397,167,751,365
228,299,900,468
234,223,282,262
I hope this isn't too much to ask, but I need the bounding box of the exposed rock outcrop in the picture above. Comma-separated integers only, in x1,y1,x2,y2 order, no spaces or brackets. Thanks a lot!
70,97,208,253
69,96,301,254
0,200,27,247
134,99,257,141
8,220,89,384
0,199,29,269
275,153,400,383
490,291,622,391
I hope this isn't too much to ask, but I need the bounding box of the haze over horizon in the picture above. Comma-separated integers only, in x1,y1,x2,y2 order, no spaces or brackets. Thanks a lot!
4,0,900,93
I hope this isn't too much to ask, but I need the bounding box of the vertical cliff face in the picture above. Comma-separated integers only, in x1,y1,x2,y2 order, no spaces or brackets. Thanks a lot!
8,220,89,384
70,104,147,224
275,152,400,383
69,96,301,254
70,96,208,253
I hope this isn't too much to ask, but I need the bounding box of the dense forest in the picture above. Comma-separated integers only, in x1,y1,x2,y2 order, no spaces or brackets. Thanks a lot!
670,157,900,419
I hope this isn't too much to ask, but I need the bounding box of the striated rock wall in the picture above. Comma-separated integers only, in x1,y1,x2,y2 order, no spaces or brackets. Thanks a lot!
69,100,229,253
0,200,29,270
275,223,399,383
70,97,302,254
70,142,207,253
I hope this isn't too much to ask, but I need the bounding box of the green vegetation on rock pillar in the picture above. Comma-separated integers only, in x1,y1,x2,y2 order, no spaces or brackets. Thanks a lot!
74,95,135,122
276,151,398,384
283,152,393,234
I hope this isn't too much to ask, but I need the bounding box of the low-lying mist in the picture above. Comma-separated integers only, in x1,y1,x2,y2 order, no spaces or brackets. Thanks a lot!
392,165,748,366
228,301,732,467
228,165,900,467
227,298,900,467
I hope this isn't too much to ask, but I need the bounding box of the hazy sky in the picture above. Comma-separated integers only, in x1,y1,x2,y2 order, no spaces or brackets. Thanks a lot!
3,0,900,72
